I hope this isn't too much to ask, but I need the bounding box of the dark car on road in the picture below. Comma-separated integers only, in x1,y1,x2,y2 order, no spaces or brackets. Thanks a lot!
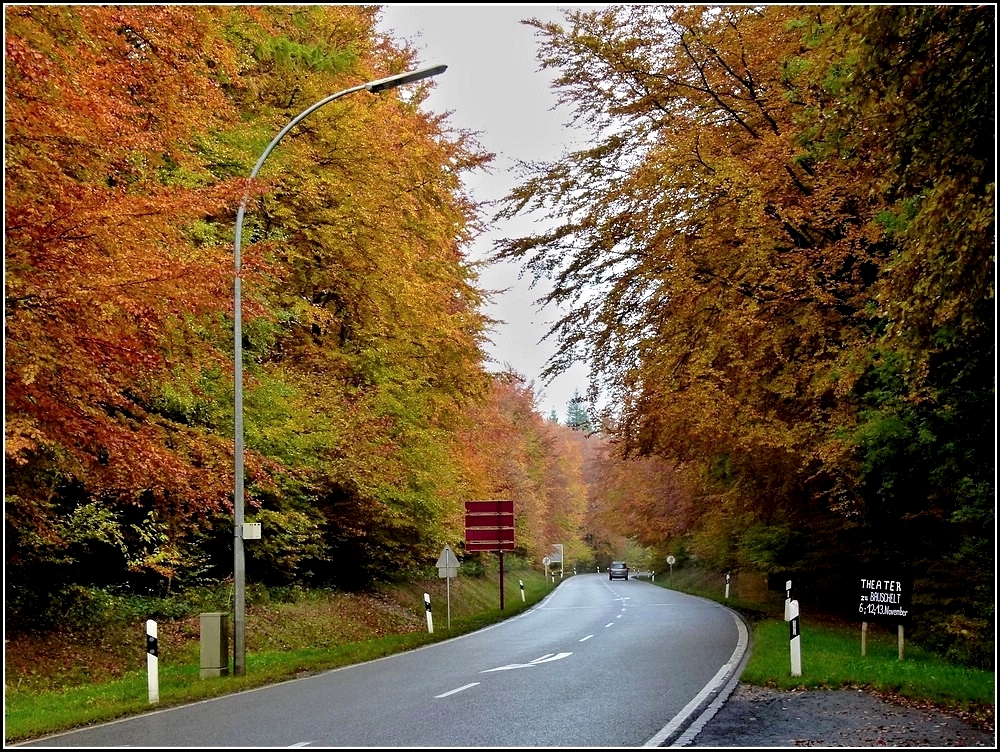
609,561,629,581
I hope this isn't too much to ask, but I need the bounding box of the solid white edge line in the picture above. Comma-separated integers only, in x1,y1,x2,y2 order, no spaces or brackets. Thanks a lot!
643,607,750,747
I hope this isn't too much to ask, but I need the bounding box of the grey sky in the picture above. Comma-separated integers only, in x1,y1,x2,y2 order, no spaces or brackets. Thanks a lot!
377,4,602,422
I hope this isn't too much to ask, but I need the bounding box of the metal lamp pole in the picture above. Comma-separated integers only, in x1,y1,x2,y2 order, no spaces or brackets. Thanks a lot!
232,64,447,676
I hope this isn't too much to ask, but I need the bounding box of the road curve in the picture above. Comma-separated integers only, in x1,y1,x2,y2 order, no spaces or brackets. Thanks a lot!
16,574,748,747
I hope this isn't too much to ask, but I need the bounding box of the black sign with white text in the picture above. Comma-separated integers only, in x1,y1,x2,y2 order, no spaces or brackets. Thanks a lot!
857,574,912,622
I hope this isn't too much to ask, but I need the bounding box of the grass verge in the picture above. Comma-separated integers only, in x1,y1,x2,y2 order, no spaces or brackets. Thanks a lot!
656,568,994,725
743,618,994,708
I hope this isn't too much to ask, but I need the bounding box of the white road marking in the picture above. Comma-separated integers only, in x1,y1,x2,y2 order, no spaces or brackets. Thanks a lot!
481,652,572,672
435,682,480,698
644,608,750,747
579,634,594,642
531,652,572,664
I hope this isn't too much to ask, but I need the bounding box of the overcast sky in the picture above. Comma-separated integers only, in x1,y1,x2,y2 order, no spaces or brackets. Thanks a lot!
377,4,606,422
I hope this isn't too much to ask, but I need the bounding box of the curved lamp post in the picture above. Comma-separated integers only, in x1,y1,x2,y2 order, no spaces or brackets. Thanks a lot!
233,64,447,676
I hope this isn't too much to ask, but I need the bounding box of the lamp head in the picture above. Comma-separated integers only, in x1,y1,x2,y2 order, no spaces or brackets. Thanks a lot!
367,64,447,94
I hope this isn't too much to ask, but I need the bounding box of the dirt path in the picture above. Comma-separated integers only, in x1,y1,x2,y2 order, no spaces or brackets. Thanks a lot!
685,683,995,747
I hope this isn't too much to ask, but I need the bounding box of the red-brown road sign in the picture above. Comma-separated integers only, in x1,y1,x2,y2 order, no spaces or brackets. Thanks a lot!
465,528,515,543
465,500,514,515
465,513,513,529
465,499,515,551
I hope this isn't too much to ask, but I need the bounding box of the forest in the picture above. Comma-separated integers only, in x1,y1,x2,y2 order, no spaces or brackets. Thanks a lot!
4,6,994,670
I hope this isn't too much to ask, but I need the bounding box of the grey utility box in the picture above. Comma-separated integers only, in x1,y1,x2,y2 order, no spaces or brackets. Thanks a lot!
199,612,229,678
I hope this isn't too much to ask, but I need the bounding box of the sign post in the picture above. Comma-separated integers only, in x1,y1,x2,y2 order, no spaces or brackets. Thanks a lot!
465,500,515,610
553,544,564,579
436,545,459,629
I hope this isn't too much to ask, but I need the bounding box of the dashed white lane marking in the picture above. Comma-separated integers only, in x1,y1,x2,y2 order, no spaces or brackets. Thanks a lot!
435,682,480,698
580,634,594,642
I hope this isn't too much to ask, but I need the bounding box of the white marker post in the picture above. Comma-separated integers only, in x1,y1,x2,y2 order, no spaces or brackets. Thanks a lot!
784,580,792,621
725,572,731,599
146,619,159,704
519,579,525,602
789,599,802,676
424,593,433,634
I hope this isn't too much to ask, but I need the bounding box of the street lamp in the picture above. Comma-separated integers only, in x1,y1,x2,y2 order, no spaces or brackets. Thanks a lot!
232,64,447,676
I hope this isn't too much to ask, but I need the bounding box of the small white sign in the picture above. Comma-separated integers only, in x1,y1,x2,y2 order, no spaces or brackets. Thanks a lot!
667,555,676,565
436,545,459,578
242,522,262,540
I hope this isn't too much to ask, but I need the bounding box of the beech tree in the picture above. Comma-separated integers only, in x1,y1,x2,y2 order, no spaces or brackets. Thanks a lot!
494,5,993,665
5,6,247,601
4,5,494,599
809,6,994,665
5,5,606,609
454,371,590,565
496,4,876,531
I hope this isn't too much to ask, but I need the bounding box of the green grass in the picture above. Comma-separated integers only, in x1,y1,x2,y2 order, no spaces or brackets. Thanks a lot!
658,568,994,719
744,618,994,708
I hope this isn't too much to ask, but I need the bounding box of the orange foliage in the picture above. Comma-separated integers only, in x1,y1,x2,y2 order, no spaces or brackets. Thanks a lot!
5,6,247,510
453,372,591,563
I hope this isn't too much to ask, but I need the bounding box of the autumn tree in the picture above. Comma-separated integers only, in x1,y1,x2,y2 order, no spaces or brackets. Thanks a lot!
494,5,993,665
585,436,698,568
497,4,875,547
4,5,495,608
210,6,495,586
804,6,995,665
5,6,249,610
452,371,592,567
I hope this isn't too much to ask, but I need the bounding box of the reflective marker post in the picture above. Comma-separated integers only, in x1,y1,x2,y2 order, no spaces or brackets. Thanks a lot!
146,620,159,704
789,600,802,676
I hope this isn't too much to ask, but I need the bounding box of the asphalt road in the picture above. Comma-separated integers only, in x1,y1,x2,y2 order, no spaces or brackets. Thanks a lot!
18,574,748,747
